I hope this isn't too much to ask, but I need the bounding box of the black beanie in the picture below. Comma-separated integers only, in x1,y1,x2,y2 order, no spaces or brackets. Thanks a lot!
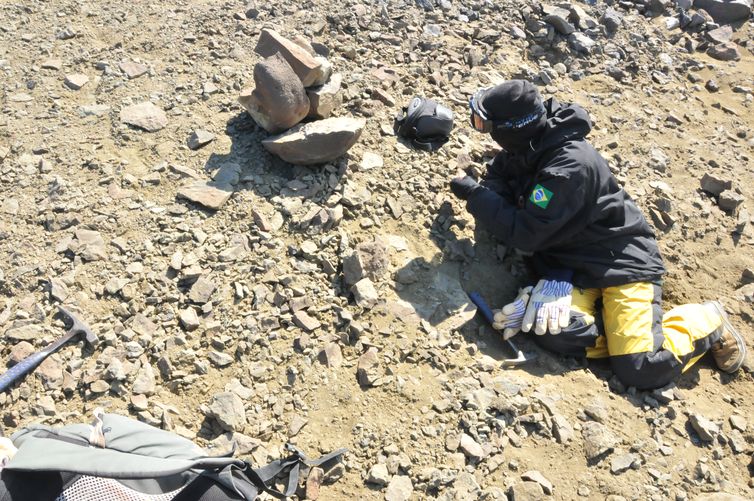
480,80,547,152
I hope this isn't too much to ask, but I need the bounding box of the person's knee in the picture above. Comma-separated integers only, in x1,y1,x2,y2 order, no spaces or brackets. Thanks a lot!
532,332,583,356
610,353,670,390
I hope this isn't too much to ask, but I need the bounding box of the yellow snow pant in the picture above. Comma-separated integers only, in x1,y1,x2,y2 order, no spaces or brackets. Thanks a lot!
531,282,723,390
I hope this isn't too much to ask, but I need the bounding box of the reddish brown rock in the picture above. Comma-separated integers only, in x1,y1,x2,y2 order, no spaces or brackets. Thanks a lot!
238,53,309,134
254,29,323,87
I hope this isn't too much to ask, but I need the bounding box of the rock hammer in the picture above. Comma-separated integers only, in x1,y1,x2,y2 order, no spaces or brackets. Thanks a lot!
0,306,97,393
468,291,536,367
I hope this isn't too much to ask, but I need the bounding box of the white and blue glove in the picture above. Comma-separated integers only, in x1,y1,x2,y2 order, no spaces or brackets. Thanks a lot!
521,278,573,335
492,286,533,340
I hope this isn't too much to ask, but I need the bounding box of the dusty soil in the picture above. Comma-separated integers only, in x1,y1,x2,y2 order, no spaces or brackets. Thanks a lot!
1,0,753,500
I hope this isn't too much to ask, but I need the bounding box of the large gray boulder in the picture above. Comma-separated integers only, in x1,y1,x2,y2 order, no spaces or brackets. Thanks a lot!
694,0,752,24
261,117,365,165
238,53,309,134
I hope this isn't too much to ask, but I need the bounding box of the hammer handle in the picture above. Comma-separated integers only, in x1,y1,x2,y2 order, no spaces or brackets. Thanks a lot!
0,351,50,393
0,329,78,393
468,291,495,325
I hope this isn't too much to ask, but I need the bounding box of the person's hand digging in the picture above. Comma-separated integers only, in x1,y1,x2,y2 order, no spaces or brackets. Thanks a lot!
521,278,573,335
450,168,480,200
492,286,533,340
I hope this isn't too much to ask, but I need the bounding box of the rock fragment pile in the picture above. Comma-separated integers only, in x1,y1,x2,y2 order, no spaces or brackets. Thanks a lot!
239,29,361,165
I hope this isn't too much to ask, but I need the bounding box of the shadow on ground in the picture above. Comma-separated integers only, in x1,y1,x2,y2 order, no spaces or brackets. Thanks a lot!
179,111,352,217
391,200,730,415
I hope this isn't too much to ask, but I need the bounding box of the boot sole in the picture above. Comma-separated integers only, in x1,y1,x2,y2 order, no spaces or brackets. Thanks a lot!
707,301,747,373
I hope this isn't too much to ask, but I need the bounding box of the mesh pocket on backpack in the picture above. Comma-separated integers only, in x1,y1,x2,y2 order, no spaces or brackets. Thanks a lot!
56,475,185,501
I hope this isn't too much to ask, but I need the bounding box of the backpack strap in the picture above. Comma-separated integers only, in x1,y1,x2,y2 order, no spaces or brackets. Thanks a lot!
171,474,245,501
412,135,450,152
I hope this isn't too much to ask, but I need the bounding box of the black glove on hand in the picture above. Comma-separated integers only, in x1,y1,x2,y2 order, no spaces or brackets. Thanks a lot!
450,175,480,200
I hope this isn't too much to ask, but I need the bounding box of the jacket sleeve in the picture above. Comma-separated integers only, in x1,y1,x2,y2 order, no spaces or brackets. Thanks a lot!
478,154,513,201
464,151,591,254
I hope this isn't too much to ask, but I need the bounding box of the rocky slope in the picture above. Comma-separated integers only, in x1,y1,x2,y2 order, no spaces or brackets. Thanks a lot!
1,0,753,499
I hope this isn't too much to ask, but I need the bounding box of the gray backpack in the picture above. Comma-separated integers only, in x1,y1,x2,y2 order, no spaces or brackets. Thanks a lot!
0,410,346,500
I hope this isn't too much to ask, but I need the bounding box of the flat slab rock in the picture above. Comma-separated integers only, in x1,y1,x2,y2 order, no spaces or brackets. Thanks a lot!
392,266,476,334
385,475,413,501
693,0,752,24
64,73,89,90
120,102,168,132
177,182,233,210
188,129,215,150
262,116,365,165
119,61,148,79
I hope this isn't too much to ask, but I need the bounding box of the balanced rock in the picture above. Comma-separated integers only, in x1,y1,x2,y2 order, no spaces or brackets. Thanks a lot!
693,0,752,24
569,32,596,53
307,73,342,119
700,173,732,196
255,28,324,87
262,117,364,165
120,102,168,132
543,5,575,35
689,413,720,441
718,190,745,212
459,433,485,460
521,471,553,495
238,53,309,134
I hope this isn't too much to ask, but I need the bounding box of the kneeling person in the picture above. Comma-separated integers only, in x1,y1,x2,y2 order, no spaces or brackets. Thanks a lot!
450,80,747,390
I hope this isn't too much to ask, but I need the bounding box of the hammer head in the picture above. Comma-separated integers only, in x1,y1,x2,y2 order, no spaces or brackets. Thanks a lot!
57,306,98,345
501,339,536,367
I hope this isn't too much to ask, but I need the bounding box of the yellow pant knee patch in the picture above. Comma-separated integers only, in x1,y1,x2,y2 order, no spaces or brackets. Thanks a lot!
603,282,656,356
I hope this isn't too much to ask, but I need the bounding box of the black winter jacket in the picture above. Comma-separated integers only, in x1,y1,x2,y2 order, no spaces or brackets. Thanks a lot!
464,98,666,289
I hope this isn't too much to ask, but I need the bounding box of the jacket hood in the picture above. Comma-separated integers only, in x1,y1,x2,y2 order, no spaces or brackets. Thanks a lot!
490,97,593,176
529,98,592,161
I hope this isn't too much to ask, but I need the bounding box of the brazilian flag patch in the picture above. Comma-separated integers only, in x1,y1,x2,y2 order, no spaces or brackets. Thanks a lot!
529,184,553,209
